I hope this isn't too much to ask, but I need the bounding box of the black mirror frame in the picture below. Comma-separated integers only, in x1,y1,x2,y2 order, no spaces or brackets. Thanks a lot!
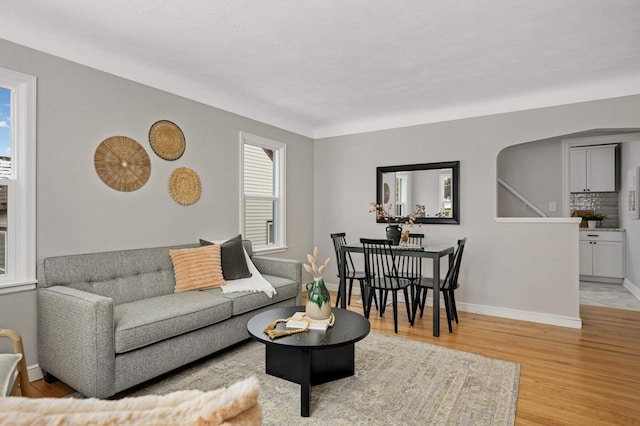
376,161,460,225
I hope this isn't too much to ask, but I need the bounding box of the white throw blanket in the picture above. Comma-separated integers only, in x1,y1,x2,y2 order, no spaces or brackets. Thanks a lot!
221,249,277,298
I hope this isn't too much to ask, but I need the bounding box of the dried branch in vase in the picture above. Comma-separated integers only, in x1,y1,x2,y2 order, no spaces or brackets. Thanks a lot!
303,247,331,278
369,202,424,227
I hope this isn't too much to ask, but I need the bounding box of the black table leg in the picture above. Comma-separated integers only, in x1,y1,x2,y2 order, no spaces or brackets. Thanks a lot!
301,349,311,417
433,257,440,337
264,342,357,417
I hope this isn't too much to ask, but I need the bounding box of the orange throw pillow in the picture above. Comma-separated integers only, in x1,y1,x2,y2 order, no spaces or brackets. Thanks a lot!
170,245,226,293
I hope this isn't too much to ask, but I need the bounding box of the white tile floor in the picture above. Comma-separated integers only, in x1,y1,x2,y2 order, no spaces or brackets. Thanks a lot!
580,281,640,311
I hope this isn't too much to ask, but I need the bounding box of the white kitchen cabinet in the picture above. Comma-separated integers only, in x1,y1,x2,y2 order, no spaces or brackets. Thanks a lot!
578,240,593,275
570,144,616,192
578,230,625,279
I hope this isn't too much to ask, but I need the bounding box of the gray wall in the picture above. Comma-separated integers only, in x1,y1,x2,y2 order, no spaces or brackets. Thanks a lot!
497,137,564,217
0,39,314,375
619,141,640,291
314,94,640,329
498,135,639,291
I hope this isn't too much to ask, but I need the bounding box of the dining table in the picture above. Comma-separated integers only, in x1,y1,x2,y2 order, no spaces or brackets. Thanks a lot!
339,242,455,337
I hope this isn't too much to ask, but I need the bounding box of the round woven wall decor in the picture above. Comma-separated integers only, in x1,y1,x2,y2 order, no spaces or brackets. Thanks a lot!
169,167,201,205
149,120,185,160
94,136,151,192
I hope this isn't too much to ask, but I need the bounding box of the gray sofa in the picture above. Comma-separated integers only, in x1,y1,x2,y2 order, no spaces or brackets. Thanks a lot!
37,241,301,398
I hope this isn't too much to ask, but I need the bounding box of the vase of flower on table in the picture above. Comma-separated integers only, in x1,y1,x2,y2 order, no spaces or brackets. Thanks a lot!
370,202,424,245
304,247,332,320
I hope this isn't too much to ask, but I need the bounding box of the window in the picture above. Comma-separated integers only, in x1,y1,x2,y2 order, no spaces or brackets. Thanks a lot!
0,67,36,294
439,173,452,216
240,132,286,252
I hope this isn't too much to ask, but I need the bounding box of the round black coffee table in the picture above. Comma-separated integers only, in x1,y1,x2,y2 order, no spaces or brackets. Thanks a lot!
247,306,370,417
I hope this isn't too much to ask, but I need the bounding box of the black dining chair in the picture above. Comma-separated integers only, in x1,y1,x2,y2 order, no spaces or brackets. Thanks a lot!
330,233,377,309
408,233,424,245
394,233,424,281
412,238,466,333
390,233,424,313
360,238,413,333
401,232,424,247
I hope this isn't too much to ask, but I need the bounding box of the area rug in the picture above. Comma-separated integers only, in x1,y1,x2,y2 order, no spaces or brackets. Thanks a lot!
110,333,519,425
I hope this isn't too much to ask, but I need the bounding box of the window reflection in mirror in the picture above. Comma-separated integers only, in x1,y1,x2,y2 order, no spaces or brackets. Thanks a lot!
376,161,460,224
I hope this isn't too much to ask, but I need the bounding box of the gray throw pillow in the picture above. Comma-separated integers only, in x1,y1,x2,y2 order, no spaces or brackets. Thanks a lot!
200,235,252,280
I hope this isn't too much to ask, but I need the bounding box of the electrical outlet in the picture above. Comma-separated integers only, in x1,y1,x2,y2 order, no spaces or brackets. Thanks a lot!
549,201,557,212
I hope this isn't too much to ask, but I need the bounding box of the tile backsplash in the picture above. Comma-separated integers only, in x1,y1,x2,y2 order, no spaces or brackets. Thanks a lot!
571,192,619,228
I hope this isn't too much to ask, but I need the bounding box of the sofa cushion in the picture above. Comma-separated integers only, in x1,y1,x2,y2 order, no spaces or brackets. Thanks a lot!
200,235,252,280
215,274,299,316
221,235,253,280
38,244,198,304
114,291,232,354
170,245,226,293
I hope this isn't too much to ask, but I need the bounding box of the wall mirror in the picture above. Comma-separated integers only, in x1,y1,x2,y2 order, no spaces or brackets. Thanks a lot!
376,161,460,224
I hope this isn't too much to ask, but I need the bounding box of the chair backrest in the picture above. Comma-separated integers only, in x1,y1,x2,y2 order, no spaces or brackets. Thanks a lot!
330,232,358,275
394,233,424,281
360,238,401,289
0,328,33,397
408,233,424,246
443,238,467,290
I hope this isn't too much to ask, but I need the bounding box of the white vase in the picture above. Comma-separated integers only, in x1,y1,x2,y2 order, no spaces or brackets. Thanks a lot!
587,220,598,229
305,277,331,320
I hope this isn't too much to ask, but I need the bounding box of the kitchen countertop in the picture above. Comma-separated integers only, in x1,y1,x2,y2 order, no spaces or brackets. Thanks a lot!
579,228,625,232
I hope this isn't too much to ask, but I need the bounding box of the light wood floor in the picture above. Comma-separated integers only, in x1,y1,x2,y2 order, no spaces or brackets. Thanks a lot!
28,292,640,425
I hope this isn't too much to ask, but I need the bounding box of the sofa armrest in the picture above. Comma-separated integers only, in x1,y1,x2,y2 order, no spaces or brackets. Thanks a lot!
38,286,115,398
251,256,301,283
251,256,302,302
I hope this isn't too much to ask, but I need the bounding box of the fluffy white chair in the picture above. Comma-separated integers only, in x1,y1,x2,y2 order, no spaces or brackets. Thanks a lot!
1,376,262,425
1,329,261,425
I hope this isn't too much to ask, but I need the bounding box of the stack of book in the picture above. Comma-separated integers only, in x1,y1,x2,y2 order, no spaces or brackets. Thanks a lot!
285,312,332,331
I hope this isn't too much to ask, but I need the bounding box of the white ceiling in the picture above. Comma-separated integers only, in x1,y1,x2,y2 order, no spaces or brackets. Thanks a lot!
2,0,640,138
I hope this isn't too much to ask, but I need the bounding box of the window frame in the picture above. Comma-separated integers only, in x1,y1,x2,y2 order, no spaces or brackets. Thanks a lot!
239,132,287,254
395,172,408,216
0,67,37,294
439,172,452,214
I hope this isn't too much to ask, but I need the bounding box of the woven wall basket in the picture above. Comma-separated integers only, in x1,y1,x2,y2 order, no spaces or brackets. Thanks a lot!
94,136,151,192
169,167,201,205
149,120,186,161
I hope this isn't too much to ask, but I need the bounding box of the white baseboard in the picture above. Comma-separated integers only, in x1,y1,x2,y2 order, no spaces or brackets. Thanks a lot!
27,364,43,382
325,282,583,329
624,278,640,300
456,302,582,329
580,275,623,284
325,282,346,293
